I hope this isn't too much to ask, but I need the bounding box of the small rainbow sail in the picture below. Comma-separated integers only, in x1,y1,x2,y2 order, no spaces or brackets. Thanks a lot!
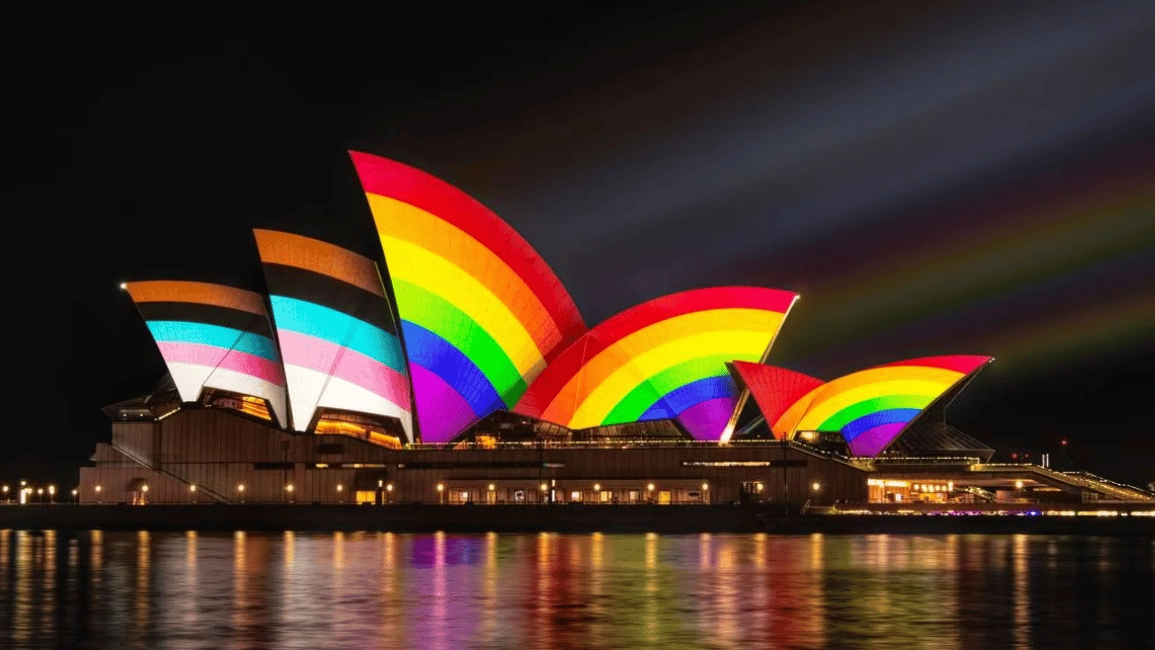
125,281,287,426
253,229,413,440
746,355,992,456
516,287,798,440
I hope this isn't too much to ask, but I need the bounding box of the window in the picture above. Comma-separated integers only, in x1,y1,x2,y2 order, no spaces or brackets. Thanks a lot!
570,491,582,502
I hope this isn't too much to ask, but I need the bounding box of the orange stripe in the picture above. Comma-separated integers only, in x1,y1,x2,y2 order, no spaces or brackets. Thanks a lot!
125,281,266,316
252,229,384,298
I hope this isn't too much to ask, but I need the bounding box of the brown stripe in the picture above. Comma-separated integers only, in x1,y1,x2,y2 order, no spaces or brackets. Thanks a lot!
252,229,385,298
125,281,267,316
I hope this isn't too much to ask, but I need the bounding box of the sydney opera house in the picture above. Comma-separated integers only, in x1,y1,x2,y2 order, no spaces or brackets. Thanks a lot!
78,152,1152,509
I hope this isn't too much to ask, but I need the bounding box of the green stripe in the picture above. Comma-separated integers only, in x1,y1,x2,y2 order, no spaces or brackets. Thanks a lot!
603,353,755,424
394,279,526,406
818,394,936,432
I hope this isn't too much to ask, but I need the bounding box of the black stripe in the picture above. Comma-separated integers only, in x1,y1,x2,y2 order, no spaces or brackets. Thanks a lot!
137,302,274,337
262,263,397,336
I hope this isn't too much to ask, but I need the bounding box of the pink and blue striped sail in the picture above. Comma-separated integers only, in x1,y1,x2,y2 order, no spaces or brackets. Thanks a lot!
254,229,414,441
125,280,288,426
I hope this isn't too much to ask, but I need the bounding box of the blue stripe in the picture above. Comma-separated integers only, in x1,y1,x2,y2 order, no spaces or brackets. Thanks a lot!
638,376,736,421
269,295,405,372
401,322,505,417
146,321,278,361
841,409,921,441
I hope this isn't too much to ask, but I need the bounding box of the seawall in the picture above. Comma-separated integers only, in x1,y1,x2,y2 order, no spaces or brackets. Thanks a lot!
2,504,1153,535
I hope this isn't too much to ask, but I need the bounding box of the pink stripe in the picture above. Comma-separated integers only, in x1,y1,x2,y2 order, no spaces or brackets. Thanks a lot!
278,330,411,409
157,342,284,386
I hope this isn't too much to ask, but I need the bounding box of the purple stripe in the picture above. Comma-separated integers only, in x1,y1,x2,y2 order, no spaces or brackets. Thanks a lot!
676,397,736,441
157,341,285,386
411,363,478,444
847,422,907,457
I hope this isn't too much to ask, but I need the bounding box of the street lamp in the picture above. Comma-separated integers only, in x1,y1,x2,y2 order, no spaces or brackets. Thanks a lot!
812,482,821,492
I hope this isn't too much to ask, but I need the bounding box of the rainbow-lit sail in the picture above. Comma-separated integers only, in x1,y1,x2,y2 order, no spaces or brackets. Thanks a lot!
755,355,993,456
516,287,798,440
729,361,824,437
349,151,587,443
253,229,413,440
125,281,287,426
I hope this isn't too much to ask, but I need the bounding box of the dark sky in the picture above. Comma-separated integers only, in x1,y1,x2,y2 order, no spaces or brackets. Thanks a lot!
7,1,1154,483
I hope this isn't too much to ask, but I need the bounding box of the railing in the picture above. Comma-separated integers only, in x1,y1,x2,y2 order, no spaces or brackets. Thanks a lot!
110,442,233,503
972,464,1155,502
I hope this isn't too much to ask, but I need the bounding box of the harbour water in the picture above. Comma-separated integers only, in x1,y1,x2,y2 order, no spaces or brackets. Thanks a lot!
0,530,1151,648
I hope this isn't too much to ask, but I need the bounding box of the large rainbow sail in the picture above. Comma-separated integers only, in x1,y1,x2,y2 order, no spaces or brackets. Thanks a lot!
349,151,587,443
757,355,993,456
125,281,288,427
253,229,413,440
516,287,798,440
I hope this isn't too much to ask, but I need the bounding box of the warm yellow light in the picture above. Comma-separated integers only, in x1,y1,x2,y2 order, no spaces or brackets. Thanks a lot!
189,484,197,492
141,485,149,493
702,483,709,491
385,484,393,492
812,482,820,492
285,484,294,492
2,486,7,493
37,488,43,495
436,484,444,492
755,482,764,492
1015,481,1024,490
20,480,27,486
71,489,78,496
378,479,384,487
119,282,128,290
593,484,601,491
488,483,495,491
948,482,954,491
540,483,548,492
647,483,655,491
95,485,102,492
237,484,245,492
337,484,344,492
48,485,55,495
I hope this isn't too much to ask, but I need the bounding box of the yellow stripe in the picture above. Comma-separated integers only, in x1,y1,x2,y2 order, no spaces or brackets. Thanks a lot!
541,309,784,423
367,194,562,352
381,236,547,379
569,329,777,428
793,368,962,431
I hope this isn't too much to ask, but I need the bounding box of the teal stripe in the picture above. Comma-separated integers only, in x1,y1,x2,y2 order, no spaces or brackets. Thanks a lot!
269,295,406,372
146,321,278,361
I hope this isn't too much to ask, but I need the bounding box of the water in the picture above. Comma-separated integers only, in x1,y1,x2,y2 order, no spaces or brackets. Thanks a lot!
0,531,1151,649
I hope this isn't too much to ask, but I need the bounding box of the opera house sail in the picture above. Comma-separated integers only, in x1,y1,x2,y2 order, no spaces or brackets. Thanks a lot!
349,151,587,443
515,287,798,441
124,280,288,427
731,356,993,456
253,229,414,443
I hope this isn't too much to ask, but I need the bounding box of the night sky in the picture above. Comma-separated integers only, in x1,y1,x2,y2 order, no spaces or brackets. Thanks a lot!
8,1,1154,484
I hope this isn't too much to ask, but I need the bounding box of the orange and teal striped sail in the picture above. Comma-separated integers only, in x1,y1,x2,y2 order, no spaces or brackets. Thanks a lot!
125,281,288,427
254,229,413,440
769,355,993,456
515,287,798,440
349,151,587,443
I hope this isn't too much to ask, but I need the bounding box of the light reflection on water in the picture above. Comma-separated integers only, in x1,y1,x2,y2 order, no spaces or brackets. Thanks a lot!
0,530,1151,649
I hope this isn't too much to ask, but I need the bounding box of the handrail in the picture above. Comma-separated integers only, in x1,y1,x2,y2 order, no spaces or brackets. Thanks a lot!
111,442,233,503
972,464,1155,501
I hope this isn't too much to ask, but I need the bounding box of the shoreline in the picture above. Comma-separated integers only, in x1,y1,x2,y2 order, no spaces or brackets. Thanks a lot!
2,504,1153,535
